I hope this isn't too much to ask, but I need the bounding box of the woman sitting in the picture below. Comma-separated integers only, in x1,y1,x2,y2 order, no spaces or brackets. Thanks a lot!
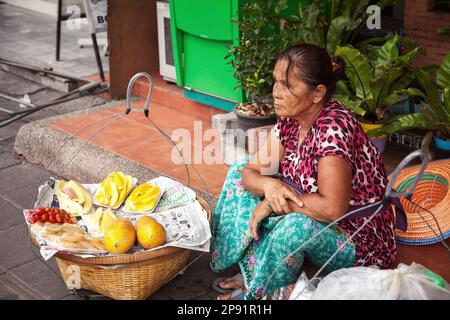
210,44,396,300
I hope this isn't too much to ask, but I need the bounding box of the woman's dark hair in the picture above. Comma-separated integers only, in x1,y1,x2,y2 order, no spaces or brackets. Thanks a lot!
276,43,346,102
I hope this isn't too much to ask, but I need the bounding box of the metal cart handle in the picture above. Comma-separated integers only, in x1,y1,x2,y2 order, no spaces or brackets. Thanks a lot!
385,131,433,199
125,72,153,117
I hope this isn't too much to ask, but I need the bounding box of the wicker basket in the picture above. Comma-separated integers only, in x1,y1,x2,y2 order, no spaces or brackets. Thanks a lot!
31,196,211,300
390,160,450,245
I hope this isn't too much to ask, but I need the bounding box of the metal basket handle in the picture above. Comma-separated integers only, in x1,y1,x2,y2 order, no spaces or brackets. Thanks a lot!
125,72,153,117
385,131,433,199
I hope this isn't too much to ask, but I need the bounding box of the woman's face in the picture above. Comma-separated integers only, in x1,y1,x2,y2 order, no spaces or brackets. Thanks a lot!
272,59,325,119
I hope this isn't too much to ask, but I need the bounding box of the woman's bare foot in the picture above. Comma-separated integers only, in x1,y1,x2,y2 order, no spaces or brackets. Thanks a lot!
218,277,243,291
217,288,247,300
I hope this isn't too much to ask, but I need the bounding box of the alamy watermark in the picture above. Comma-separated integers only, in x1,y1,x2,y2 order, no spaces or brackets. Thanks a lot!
170,121,280,175
366,5,382,30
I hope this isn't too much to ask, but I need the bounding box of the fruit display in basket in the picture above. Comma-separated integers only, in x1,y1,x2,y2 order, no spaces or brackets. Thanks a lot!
56,180,93,216
95,171,133,207
136,216,166,249
103,218,136,254
124,182,160,212
26,208,75,224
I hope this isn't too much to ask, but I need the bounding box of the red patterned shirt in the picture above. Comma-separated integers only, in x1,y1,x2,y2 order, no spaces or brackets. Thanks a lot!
274,99,396,268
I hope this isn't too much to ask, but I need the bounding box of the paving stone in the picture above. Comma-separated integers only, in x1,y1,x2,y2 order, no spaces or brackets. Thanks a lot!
1,184,41,210
0,274,36,300
0,197,24,231
0,223,37,270
61,294,83,300
147,291,173,300
195,294,215,300
0,163,51,195
0,71,46,96
9,258,70,299
160,253,227,300
0,120,26,142
0,138,22,170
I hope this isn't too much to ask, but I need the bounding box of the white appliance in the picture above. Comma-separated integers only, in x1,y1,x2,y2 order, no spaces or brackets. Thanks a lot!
156,1,176,83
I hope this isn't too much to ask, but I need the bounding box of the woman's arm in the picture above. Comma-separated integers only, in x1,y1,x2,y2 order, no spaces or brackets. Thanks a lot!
242,129,303,213
286,156,352,223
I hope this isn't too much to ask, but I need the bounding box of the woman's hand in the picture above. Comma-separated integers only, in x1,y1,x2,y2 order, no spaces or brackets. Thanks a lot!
262,179,304,214
249,200,273,241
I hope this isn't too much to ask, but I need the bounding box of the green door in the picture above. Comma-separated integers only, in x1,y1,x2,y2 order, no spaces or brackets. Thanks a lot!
170,0,242,109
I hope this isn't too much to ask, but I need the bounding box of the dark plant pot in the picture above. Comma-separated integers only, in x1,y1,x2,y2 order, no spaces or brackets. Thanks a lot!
233,106,277,131
370,138,388,153
358,121,388,153
433,135,450,159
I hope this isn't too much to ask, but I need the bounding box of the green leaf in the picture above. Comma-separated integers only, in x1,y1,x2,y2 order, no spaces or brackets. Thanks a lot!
437,52,450,89
444,87,450,122
376,0,399,10
352,0,370,21
327,16,360,54
415,68,447,122
335,46,372,100
355,35,395,49
337,95,367,117
367,113,436,137
397,47,424,67
383,93,405,106
327,16,350,53
395,88,427,99
369,65,403,112
391,72,416,92
335,80,354,98
376,34,399,66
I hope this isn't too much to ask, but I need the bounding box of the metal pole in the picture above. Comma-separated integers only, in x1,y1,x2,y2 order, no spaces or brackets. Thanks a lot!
91,33,105,82
0,58,90,83
56,0,62,61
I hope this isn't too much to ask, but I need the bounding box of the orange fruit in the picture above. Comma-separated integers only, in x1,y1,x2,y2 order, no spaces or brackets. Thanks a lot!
103,218,136,254
136,216,166,249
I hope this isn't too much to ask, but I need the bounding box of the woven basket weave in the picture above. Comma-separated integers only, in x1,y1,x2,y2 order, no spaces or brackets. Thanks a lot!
390,159,450,245
31,196,211,300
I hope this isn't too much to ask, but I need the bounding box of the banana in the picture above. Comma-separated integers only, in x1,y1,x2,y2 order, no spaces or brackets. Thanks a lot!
56,180,93,216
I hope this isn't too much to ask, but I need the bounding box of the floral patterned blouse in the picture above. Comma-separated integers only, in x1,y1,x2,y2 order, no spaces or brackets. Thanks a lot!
274,98,396,268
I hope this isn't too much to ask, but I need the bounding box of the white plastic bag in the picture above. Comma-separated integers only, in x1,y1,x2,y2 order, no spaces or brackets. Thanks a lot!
310,262,450,300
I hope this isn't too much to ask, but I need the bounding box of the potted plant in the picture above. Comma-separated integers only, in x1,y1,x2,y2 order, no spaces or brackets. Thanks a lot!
226,0,289,129
368,52,450,158
333,34,425,152
226,0,400,130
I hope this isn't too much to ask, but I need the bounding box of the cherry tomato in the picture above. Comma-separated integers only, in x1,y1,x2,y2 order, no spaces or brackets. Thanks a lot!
31,214,39,224
48,215,56,223
55,214,63,224
40,213,48,222
35,208,45,216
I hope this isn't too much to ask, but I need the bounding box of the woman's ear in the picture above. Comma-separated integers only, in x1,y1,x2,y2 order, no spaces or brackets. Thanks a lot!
313,84,327,104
